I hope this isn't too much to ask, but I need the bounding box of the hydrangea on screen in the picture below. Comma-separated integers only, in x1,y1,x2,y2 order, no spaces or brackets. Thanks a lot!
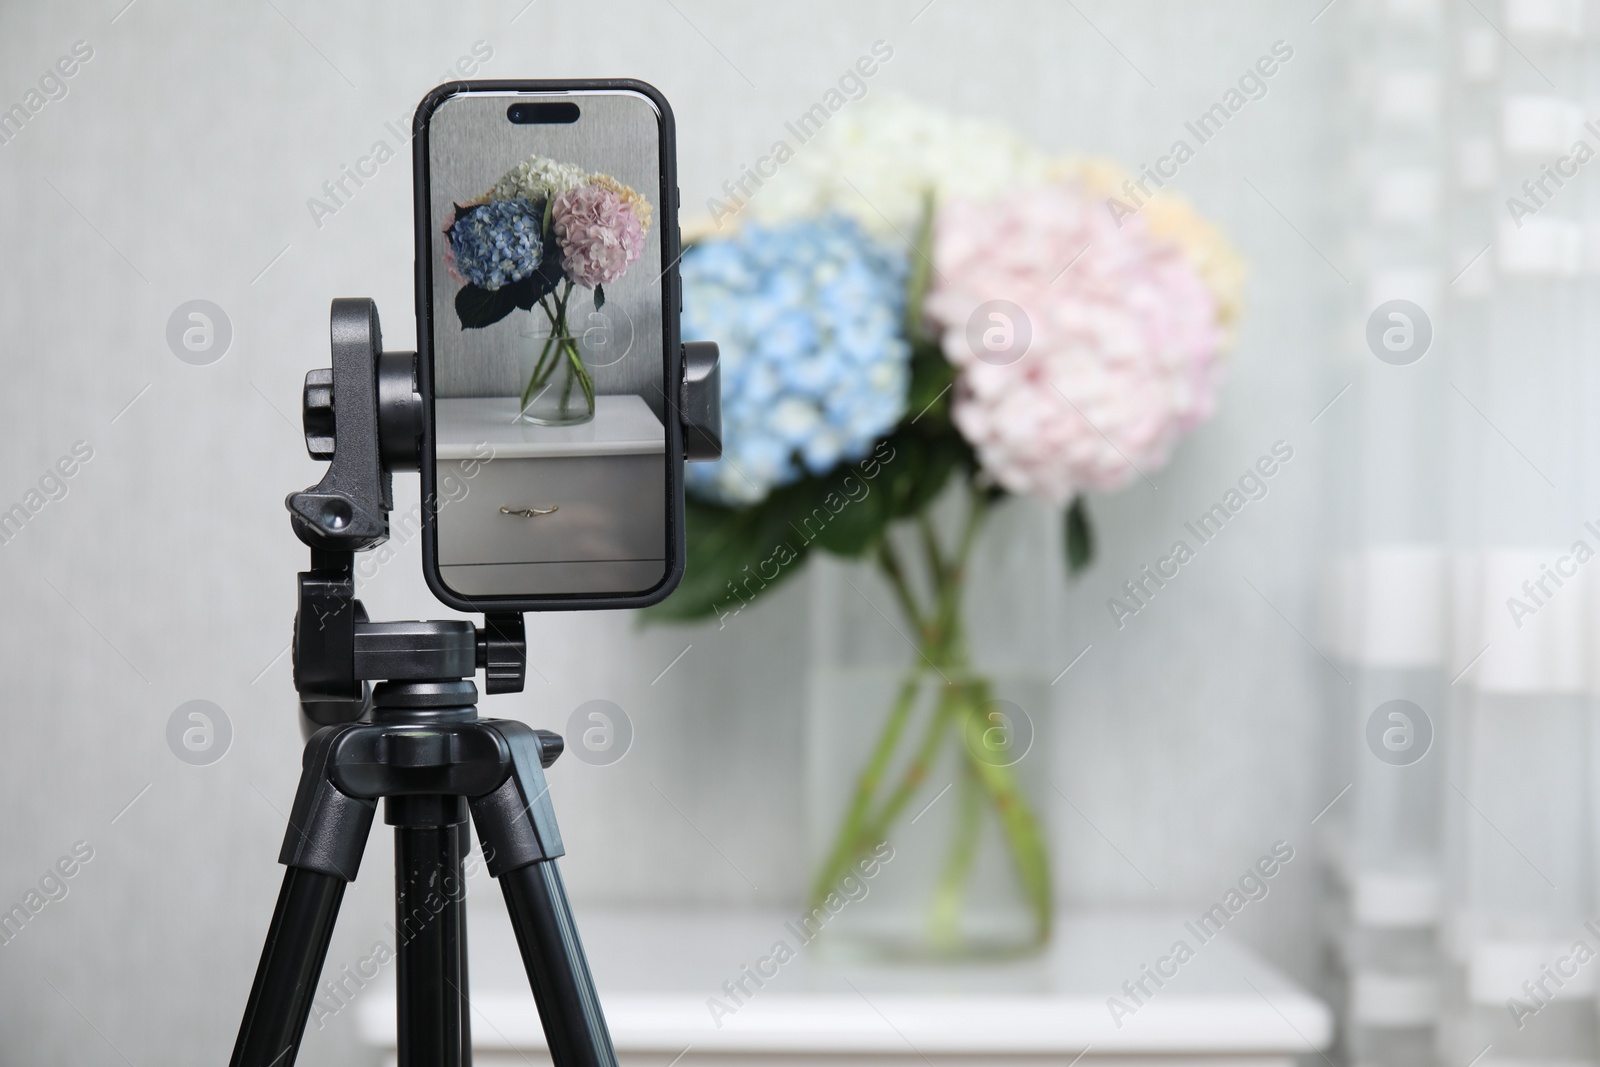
445,198,543,290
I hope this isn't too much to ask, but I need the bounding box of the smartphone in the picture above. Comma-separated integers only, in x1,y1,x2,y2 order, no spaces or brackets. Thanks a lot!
413,80,683,611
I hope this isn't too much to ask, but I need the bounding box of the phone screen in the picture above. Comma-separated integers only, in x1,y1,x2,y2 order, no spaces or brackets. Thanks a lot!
419,86,675,604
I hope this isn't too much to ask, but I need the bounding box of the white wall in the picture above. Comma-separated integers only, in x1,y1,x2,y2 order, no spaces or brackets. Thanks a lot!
0,2,1339,1064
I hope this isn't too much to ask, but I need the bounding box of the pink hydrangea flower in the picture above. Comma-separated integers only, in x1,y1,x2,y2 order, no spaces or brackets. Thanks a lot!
552,182,647,288
923,182,1225,504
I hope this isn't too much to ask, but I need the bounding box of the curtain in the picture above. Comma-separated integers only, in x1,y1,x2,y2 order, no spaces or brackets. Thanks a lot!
1332,1,1600,1063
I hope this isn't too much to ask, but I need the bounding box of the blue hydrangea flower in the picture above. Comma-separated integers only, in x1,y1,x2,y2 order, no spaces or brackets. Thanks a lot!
448,198,543,290
683,216,911,505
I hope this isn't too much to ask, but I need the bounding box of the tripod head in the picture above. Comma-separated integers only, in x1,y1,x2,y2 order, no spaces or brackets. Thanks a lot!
284,297,719,729
282,299,526,729
289,299,409,553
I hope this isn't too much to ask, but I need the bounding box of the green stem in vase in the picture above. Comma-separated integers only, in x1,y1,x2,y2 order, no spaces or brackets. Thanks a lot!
519,282,596,421
808,480,1054,950
856,676,967,847
970,760,1054,945
917,511,948,588
551,284,572,403
928,761,983,948
808,493,981,912
804,539,937,912
939,496,1053,945
559,339,578,416
521,329,558,413
521,294,565,412
565,337,594,417
861,500,987,822
958,677,1054,945
876,538,930,637
806,661,926,909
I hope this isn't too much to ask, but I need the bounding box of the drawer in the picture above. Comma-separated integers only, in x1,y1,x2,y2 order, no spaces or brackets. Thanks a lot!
438,558,667,597
437,453,666,567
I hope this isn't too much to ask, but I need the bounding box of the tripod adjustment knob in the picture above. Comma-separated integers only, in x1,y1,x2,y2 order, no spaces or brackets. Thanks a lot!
477,613,526,695
533,729,564,768
303,368,335,460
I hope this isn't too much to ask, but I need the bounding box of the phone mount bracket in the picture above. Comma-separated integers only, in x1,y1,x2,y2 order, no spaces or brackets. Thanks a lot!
286,297,719,726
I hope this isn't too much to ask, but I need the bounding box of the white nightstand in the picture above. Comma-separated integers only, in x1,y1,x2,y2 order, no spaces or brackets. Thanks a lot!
433,395,667,596
357,907,1332,1066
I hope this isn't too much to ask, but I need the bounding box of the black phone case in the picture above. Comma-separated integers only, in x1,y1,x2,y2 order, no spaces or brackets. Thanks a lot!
412,79,685,613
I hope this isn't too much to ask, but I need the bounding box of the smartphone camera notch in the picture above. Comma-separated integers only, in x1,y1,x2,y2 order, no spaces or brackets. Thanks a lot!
507,102,580,125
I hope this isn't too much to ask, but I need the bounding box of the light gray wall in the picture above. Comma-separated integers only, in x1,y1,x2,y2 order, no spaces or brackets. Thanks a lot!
0,2,1336,1065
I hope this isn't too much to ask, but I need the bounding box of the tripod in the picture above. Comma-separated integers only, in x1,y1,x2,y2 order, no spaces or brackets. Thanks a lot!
230,299,720,1067
229,612,608,1067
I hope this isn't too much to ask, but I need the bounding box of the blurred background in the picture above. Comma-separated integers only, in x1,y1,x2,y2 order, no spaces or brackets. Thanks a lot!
2,1,1593,1065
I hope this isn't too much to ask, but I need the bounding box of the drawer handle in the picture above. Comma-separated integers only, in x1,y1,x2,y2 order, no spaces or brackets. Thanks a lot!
500,505,559,518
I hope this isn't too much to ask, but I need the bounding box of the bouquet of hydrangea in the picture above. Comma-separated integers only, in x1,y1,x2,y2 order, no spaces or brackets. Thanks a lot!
652,96,1242,952
444,153,651,425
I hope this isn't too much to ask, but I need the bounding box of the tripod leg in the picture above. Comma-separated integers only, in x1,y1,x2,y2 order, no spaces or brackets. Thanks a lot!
457,820,474,1062
497,860,615,1067
229,870,347,1067
471,722,618,1067
231,726,377,1067
391,799,470,1067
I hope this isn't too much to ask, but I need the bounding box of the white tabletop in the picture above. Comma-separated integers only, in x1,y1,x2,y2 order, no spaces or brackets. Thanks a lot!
435,394,665,460
356,907,1332,1058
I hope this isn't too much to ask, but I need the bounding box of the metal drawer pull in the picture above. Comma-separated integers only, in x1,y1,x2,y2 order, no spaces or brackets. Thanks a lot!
500,505,559,518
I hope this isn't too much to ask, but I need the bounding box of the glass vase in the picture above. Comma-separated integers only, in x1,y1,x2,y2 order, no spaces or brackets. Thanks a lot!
806,663,1052,961
519,290,595,427
802,487,1054,961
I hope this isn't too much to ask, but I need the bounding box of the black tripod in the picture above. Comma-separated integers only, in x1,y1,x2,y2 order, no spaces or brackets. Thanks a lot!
229,299,718,1067
229,611,608,1067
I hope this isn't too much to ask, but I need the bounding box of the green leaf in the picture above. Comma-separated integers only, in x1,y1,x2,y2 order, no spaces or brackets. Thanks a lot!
647,362,983,622
873,430,965,522
810,481,890,556
593,283,605,310
510,281,534,312
903,188,936,342
904,338,956,426
526,251,565,306
507,272,541,312
643,499,813,623
455,282,521,329
1065,496,1094,575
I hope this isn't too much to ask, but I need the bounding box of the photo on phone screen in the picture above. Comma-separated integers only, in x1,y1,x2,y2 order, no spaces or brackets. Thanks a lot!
417,84,678,604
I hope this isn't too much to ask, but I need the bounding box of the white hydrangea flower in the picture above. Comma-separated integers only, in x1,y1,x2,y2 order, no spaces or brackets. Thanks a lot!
753,94,1054,236
491,155,591,204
